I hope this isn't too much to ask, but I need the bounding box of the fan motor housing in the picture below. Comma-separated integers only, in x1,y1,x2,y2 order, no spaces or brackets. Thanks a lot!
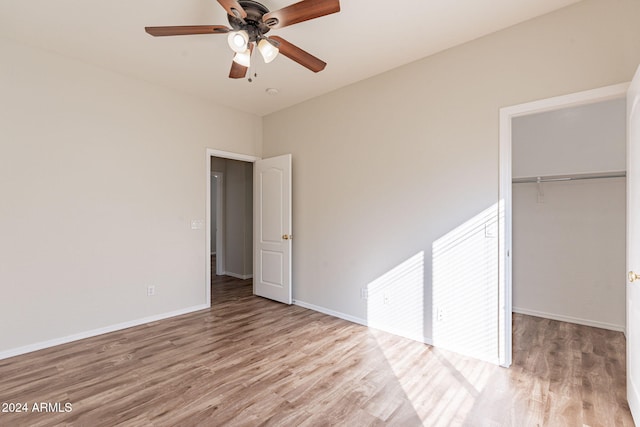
228,0,272,41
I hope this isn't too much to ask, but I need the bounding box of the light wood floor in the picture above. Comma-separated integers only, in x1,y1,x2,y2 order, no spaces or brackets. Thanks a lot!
0,270,633,426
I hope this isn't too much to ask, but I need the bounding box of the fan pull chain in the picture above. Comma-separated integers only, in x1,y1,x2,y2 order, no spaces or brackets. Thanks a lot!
248,51,259,83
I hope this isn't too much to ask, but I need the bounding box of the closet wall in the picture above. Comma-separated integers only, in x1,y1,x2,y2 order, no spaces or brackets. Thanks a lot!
512,98,626,331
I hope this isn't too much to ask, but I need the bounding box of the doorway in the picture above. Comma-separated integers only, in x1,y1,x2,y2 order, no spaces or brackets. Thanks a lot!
205,149,293,307
206,149,260,306
211,157,253,280
511,99,626,331
498,82,629,367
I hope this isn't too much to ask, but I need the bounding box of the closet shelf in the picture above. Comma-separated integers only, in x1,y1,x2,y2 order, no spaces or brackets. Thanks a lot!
512,171,626,184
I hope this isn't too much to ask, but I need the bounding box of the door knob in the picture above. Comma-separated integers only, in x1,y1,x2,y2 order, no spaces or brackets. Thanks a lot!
282,234,292,240
629,271,640,282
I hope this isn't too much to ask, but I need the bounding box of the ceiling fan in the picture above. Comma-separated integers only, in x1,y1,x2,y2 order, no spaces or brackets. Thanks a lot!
145,0,341,79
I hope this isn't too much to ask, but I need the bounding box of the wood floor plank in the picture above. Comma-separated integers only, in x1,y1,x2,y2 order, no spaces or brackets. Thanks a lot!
0,265,634,426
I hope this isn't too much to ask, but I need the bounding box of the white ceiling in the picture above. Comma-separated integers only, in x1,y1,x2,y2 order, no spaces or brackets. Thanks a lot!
0,0,582,116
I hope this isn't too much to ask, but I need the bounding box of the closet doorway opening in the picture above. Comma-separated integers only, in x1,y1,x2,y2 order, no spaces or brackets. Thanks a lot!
512,98,626,330
498,83,629,367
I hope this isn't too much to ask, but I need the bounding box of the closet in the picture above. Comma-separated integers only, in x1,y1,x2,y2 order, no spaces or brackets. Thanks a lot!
511,98,626,331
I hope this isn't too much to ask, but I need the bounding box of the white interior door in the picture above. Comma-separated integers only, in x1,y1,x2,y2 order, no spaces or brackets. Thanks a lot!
254,154,292,304
627,65,640,424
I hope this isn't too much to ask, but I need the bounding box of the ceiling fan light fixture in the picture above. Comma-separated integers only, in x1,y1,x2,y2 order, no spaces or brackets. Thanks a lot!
232,48,252,67
227,30,249,53
258,38,279,63
146,0,342,78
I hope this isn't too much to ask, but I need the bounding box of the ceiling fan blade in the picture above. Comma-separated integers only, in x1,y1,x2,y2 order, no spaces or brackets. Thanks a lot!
229,43,254,79
269,36,326,73
229,61,248,79
217,0,247,19
263,0,340,29
145,26,230,37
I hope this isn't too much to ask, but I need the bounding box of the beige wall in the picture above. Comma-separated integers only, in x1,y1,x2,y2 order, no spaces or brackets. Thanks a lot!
0,37,261,355
262,0,640,359
512,99,627,177
513,179,626,329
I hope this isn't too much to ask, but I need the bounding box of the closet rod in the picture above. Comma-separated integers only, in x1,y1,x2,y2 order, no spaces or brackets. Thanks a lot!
512,171,626,184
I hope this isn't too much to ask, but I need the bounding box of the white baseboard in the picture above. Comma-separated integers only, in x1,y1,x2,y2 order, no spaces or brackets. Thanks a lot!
0,304,209,361
293,299,433,346
225,272,253,280
293,299,368,326
513,307,625,333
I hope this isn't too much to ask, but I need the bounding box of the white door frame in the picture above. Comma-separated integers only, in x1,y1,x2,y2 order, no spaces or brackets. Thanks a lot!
498,82,628,367
211,171,224,274
206,149,260,307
